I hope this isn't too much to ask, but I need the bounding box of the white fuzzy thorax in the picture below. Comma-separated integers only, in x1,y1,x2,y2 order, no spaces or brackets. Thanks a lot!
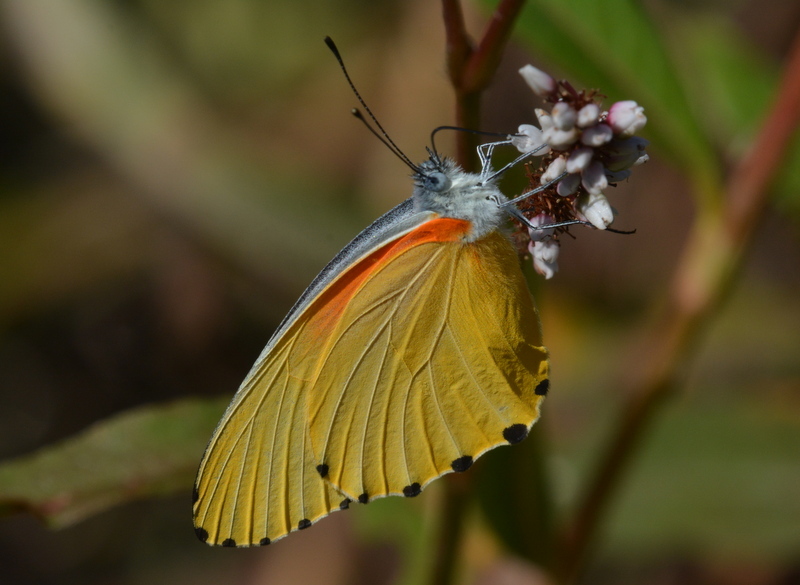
412,158,507,242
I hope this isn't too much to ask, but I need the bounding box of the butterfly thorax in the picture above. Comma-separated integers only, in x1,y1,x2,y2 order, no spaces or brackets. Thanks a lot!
412,158,507,242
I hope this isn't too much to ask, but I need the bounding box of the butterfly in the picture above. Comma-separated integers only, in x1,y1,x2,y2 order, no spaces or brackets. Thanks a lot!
192,39,550,548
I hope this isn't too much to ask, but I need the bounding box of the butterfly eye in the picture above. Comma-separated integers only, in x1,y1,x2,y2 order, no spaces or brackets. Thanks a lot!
424,171,451,192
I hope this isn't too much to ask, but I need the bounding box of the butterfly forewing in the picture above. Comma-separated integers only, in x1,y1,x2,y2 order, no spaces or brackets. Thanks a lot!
307,220,549,502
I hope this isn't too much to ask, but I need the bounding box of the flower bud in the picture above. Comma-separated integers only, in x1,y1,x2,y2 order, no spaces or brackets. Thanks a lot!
581,161,609,195
577,192,615,229
529,239,560,279
580,123,613,147
602,136,649,171
551,102,577,130
544,127,579,150
556,173,581,196
605,169,631,182
535,108,554,131
577,103,600,128
607,100,647,136
541,156,567,184
527,213,555,241
519,64,557,97
566,147,593,173
511,124,550,155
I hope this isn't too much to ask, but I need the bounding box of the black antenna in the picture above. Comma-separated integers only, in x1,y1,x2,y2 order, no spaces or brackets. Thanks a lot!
425,146,441,164
324,37,419,172
429,126,510,162
350,109,418,172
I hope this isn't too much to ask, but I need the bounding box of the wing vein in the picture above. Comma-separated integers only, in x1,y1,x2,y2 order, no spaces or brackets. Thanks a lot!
315,247,445,462
281,376,305,532
200,342,292,539
422,251,462,458
229,420,257,542
203,411,255,541
196,344,285,483
318,314,393,466
426,361,461,455
408,368,436,480
359,326,392,496
469,269,541,378
264,338,296,539
446,322,510,428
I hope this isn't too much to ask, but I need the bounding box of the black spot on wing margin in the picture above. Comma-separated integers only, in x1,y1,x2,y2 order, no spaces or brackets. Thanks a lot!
534,379,549,396
403,483,421,497
503,423,529,444
451,455,473,472
195,527,209,543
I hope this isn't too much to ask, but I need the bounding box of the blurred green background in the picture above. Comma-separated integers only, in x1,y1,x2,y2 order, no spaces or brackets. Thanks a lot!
0,1,798,584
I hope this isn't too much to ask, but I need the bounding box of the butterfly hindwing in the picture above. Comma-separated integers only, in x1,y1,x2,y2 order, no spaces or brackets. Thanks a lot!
193,334,344,546
307,218,549,502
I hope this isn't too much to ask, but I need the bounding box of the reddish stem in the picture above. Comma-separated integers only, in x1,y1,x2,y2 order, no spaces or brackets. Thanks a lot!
555,24,800,585
463,0,527,93
446,0,527,169
726,28,800,237
442,0,472,88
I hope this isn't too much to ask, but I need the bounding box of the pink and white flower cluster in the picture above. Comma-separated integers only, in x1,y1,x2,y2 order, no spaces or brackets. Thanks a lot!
513,64,649,279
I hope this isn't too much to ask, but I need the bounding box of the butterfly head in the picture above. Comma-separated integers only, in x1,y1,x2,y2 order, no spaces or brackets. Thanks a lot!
412,156,508,241
414,159,453,193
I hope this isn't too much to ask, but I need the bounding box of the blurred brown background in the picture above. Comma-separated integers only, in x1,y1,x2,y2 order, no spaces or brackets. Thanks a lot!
0,0,798,584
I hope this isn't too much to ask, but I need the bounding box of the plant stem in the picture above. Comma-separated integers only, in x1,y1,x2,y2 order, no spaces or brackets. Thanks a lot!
463,0,527,93
554,24,800,585
444,0,528,168
442,0,471,88
442,0,476,169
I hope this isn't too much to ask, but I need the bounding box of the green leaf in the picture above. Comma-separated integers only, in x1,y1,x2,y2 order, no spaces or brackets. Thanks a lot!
487,0,720,195
675,18,776,146
0,398,227,528
675,16,800,214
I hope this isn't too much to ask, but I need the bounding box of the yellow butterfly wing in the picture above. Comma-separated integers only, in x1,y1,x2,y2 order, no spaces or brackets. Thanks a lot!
193,211,440,546
192,336,347,546
193,214,549,545
307,217,549,502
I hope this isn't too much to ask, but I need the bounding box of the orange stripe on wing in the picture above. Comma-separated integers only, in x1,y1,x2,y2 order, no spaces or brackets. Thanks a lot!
303,217,471,338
